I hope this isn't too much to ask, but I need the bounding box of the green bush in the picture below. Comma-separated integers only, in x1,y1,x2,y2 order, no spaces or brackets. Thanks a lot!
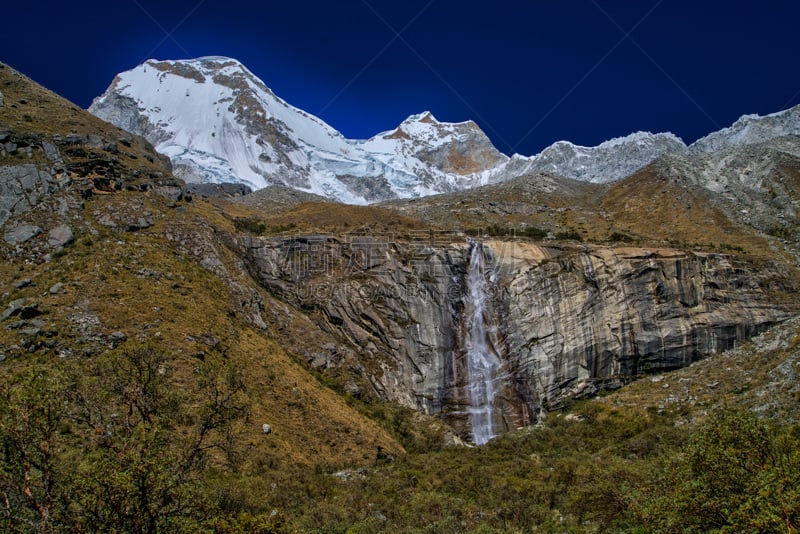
0,346,249,533
608,231,635,243
2,350,797,532
465,225,548,240
521,226,548,240
629,410,800,532
555,228,582,241
233,217,267,235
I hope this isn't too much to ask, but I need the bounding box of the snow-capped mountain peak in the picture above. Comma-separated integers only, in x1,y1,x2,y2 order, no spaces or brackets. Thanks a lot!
402,111,439,124
91,57,357,196
90,58,510,203
361,110,508,178
90,57,800,202
512,131,688,183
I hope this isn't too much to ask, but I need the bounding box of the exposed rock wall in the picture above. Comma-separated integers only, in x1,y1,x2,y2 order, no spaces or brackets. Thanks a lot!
0,164,62,226
233,235,465,412
231,235,792,440
496,243,791,412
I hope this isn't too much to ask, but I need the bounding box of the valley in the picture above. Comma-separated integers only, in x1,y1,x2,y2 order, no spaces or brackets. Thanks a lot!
1,58,799,531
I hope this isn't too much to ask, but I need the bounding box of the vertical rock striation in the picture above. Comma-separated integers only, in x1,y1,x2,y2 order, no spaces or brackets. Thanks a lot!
230,235,792,440
497,243,792,412
447,241,532,442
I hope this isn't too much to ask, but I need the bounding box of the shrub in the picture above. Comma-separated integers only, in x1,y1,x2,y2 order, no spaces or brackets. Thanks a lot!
521,226,548,240
555,228,582,241
233,217,267,235
0,346,250,533
608,231,635,243
629,410,800,532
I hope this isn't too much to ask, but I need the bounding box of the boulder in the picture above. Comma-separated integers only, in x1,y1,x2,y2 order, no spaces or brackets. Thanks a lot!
41,141,65,170
0,88,4,107
49,282,65,294
48,224,74,248
344,381,362,399
0,165,59,226
109,331,127,347
0,299,26,321
4,223,42,244
261,423,272,435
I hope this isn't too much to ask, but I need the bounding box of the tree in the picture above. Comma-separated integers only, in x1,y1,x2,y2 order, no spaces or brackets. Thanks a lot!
0,366,71,532
630,410,800,533
0,344,250,533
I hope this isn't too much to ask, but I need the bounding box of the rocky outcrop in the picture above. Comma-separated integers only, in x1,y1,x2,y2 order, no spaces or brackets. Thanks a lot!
0,62,192,269
689,105,800,154
651,136,800,241
184,182,252,199
3,223,43,244
85,90,173,147
230,235,791,441
515,132,688,184
0,133,176,232
233,234,466,411
507,106,800,187
362,112,508,179
0,164,62,226
497,243,791,412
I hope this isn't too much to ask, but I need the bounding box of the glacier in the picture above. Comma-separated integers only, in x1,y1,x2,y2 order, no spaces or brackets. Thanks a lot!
90,56,800,203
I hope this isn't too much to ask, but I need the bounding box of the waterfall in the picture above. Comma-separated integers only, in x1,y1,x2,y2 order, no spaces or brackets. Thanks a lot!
464,241,501,445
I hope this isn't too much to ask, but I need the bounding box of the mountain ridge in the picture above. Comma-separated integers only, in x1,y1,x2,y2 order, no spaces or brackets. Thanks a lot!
90,56,800,201
89,57,508,203
3,58,800,533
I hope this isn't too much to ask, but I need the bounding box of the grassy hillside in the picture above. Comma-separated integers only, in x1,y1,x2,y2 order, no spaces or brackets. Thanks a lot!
601,164,779,258
2,61,799,532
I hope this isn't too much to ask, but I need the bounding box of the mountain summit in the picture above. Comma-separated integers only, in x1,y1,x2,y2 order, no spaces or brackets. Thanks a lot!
89,57,507,203
91,57,800,202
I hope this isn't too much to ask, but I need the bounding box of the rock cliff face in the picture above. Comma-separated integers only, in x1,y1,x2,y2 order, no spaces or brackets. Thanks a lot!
232,234,465,410
229,234,791,441
497,244,790,412
689,105,800,154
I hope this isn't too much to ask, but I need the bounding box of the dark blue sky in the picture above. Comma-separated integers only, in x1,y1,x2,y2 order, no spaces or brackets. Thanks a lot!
3,0,799,155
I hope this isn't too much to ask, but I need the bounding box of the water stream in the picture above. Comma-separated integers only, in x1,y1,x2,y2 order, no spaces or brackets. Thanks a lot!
464,241,501,445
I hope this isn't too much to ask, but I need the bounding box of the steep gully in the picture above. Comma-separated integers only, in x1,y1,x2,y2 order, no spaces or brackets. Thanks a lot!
231,235,792,444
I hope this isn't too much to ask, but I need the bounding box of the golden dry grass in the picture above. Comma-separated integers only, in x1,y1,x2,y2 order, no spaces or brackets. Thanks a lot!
0,62,171,182
601,166,773,254
233,200,431,235
0,191,404,468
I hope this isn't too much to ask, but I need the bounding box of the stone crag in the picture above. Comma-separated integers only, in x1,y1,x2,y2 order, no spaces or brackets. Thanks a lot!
1,62,182,248
497,243,792,413
229,235,792,441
